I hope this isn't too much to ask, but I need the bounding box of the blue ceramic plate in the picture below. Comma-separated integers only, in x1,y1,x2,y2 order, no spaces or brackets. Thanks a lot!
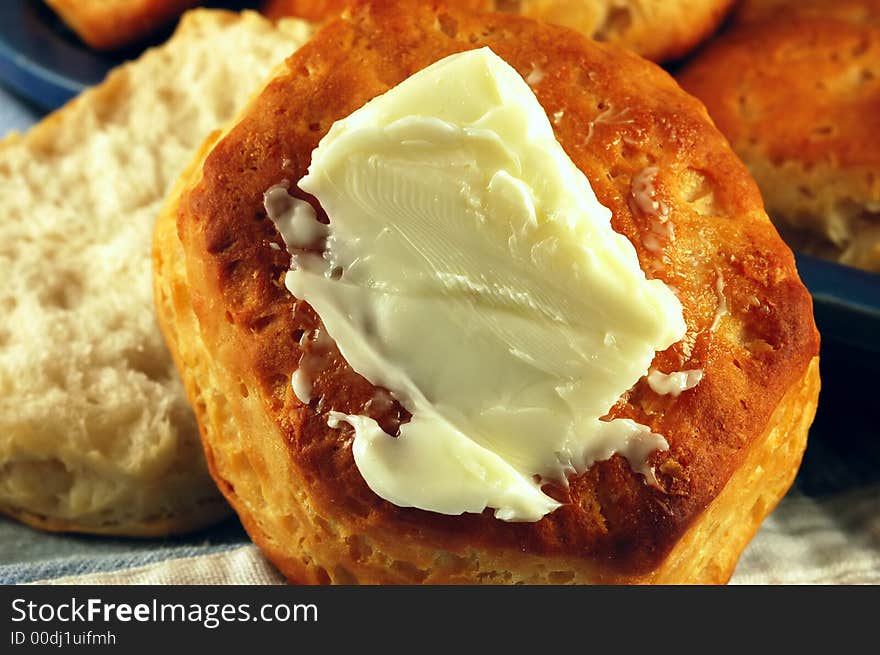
796,254,880,354
0,1,121,109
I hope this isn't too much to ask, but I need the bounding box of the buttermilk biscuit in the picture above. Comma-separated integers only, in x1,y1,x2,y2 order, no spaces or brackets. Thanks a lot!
44,0,201,50
0,10,313,536
735,0,880,27
261,0,735,62
262,0,360,22
155,0,819,583
677,17,880,272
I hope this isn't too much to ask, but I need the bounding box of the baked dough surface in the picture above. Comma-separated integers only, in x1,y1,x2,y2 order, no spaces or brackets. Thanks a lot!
678,16,880,272
261,0,735,62
735,0,880,27
157,0,820,582
45,0,200,50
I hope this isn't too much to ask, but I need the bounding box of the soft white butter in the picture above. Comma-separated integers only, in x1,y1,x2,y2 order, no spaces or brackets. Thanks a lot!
291,368,312,403
712,269,728,331
631,166,668,219
646,369,703,397
268,48,686,522
263,183,327,252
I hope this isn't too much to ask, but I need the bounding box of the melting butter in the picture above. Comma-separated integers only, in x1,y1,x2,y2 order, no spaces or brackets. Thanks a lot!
291,368,312,403
712,269,728,331
263,183,327,252
631,166,668,218
646,369,703,397
268,48,687,522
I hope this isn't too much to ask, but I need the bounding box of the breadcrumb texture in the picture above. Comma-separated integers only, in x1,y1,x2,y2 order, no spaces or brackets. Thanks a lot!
44,0,201,50
261,0,735,62
159,0,820,582
0,10,313,536
677,16,880,272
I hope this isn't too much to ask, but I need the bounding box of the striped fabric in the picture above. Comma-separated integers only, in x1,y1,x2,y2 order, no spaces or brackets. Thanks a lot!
2,484,875,585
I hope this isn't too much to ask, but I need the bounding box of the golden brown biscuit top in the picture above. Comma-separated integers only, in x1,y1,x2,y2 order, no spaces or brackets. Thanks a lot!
261,0,352,21
45,0,200,50
262,0,735,62
677,16,880,173
735,0,880,27
178,0,818,574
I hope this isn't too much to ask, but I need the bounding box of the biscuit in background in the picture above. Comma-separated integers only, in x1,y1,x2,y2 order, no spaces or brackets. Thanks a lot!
735,0,880,26
262,0,358,21
677,16,880,272
261,0,736,62
44,0,202,50
157,0,820,583
0,10,313,536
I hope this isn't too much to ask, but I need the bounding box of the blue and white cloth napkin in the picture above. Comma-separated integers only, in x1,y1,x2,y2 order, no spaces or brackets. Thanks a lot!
0,483,874,585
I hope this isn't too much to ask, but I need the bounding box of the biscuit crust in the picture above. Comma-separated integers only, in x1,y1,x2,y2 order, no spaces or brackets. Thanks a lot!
735,0,880,27
157,0,820,582
45,0,199,50
261,0,735,62
677,17,880,271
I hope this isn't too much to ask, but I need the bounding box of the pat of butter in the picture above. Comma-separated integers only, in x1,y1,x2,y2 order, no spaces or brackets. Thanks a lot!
270,48,686,522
